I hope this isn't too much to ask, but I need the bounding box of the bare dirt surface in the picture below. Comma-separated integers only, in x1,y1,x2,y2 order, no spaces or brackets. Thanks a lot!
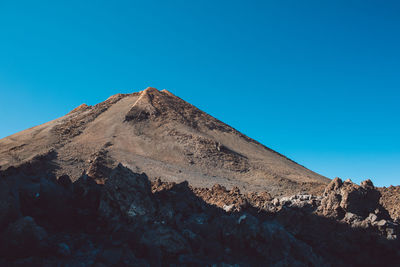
0,87,329,196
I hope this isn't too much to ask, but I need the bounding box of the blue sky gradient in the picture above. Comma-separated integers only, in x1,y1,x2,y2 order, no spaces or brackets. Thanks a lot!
0,1,399,186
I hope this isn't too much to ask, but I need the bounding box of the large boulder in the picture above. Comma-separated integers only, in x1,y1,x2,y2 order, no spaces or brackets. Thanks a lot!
87,149,114,184
259,220,326,266
31,176,74,228
378,185,400,222
319,178,383,219
0,216,48,259
140,225,190,256
98,164,155,224
73,173,103,225
0,179,20,229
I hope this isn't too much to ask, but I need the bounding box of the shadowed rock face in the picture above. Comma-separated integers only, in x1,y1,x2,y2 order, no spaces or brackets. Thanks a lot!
0,158,399,266
0,87,328,196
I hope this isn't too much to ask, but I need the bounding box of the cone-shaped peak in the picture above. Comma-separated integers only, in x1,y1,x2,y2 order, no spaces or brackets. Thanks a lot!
125,87,162,122
125,86,218,129
134,87,179,108
143,87,159,94
138,87,165,101
139,87,177,101
134,87,161,106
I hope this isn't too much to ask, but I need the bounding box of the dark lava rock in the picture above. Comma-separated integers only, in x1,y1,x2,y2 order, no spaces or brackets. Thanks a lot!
0,179,20,229
140,225,190,256
0,216,48,259
0,162,399,266
57,174,73,190
98,163,155,225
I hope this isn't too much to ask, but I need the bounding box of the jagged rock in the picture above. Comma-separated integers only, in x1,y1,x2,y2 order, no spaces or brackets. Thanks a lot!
230,186,241,195
361,179,374,189
1,162,400,266
387,228,397,240
272,198,280,206
98,164,155,224
376,219,388,227
87,149,114,184
192,184,250,212
379,185,400,222
56,243,71,257
319,178,383,219
223,204,235,212
0,179,19,229
0,216,48,259
96,247,123,266
343,212,363,224
319,178,345,218
57,174,73,190
36,176,74,227
279,194,321,210
259,221,326,266
326,177,343,191
367,213,378,223
246,191,272,209
237,214,247,224
140,226,190,256
73,173,102,224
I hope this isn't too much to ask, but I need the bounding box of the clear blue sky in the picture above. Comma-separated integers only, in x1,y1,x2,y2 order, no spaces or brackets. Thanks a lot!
0,1,399,186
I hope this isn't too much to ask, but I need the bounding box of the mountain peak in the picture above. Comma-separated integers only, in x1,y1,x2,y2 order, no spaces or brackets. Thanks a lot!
142,86,159,93
0,87,329,196
125,87,187,124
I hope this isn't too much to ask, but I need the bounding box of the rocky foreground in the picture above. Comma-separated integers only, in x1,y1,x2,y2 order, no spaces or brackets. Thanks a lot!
0,155,399,266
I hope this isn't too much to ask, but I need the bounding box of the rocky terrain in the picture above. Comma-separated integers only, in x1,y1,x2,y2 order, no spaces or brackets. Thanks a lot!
379,186,400,223
0,154,399,266
1,87,400,266
0,87,328,196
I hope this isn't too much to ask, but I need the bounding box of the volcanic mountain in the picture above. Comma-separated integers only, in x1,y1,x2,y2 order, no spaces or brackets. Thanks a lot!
1,87,400,266
0,87,329,196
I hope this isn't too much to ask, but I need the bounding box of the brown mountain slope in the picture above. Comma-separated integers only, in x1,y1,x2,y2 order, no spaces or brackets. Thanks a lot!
0,87,329,196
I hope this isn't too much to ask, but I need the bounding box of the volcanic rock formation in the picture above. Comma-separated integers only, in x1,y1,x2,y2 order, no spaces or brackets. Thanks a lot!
0,156,399,266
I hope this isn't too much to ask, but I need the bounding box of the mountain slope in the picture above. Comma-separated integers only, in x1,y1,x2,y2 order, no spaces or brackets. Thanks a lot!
0,87,329,196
